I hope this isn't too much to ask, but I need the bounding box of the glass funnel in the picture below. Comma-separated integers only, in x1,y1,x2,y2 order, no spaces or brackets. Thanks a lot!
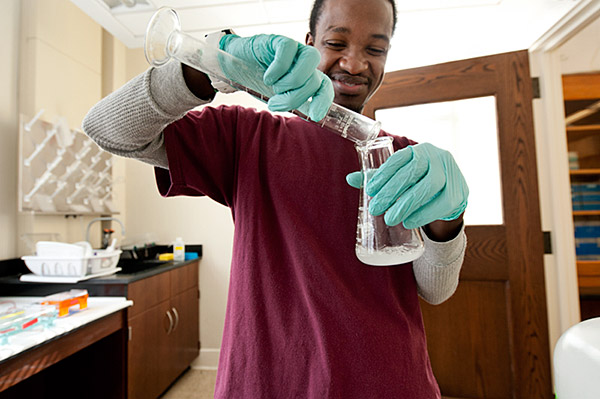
355,137,424,266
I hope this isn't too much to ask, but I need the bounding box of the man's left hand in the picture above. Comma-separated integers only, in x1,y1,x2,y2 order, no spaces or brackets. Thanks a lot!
347,143,468,230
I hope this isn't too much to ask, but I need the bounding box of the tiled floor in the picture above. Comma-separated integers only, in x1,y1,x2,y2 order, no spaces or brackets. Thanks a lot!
160,369,217,399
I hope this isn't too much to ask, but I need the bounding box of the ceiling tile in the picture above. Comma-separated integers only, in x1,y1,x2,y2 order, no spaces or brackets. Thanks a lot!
177,4,270,32
114,10,159,36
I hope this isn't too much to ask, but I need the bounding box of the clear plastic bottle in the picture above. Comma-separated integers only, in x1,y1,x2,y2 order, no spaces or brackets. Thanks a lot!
173,237,185,262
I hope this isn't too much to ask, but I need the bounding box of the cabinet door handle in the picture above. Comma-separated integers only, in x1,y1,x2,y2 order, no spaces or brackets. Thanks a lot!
171,307,180,331
165,309,174,335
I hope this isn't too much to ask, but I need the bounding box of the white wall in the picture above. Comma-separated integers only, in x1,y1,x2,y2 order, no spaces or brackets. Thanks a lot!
18,0,106,252
0,0,107,258
0,0,20,259
98,30,130,246
559,13,600,74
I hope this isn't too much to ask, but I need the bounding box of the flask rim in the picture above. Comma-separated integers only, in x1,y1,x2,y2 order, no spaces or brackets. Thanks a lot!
356,136,393,151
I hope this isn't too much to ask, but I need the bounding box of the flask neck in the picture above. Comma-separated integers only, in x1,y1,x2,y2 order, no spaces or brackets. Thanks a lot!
356,136,394,170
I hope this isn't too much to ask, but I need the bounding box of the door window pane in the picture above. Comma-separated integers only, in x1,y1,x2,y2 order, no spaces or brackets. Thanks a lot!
375,96,502,225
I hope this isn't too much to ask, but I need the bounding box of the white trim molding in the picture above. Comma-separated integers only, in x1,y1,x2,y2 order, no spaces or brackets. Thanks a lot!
192,348,220,370
528,0,600,374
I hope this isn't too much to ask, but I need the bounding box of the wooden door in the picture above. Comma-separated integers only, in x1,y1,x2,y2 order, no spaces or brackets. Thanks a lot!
364,50,552,398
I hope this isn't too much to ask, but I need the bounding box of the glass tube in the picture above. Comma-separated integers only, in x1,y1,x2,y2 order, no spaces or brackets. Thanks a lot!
144,7,380,144
355,137,424,266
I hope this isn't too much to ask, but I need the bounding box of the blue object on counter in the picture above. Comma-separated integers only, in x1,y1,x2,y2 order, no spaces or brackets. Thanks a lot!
185,252,198,260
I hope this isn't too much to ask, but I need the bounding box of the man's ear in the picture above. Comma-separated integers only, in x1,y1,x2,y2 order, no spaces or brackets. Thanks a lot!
305,32,314,46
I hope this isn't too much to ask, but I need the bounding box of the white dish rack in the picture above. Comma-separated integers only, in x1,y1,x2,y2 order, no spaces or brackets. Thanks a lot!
18,112,119,215
22,249,122,277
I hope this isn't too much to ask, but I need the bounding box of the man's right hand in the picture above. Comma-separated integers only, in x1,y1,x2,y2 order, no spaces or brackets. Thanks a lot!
219,34,333,122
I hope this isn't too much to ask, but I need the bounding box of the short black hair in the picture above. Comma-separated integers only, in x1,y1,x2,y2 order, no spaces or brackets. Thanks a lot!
309,0,397,37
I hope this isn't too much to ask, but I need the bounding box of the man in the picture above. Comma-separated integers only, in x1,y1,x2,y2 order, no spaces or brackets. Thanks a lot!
83,0,468,397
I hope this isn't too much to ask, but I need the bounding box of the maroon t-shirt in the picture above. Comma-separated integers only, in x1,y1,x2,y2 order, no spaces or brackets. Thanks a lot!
155,105,440,398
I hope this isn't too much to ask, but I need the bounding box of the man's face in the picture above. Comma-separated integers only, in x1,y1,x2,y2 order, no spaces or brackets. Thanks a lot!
306,0,393,113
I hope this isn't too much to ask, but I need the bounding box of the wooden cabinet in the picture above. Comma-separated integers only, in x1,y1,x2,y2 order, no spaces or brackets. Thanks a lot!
127,261,199,399
563,74,600,317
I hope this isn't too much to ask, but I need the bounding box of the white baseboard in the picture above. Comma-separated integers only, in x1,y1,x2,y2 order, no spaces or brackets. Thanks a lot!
192,348,220,370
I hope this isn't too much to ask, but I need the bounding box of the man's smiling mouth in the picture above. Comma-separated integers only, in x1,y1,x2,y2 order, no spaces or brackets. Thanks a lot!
331,75,369,95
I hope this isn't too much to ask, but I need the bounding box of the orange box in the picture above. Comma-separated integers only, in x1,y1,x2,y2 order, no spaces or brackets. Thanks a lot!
41,289,88,317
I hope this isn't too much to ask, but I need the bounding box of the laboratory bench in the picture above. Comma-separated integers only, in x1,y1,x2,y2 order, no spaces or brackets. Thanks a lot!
0,251,201,399
0,296,131,398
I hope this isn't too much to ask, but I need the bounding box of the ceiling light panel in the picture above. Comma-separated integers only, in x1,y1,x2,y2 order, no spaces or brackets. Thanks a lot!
99,0,154,14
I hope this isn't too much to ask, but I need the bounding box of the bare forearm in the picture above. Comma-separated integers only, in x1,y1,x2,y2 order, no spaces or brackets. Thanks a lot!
423,213,464,242
181,65,217,101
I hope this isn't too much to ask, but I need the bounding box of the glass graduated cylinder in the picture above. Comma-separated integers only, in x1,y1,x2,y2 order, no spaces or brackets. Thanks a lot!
143,7,380,144
355,137,424,266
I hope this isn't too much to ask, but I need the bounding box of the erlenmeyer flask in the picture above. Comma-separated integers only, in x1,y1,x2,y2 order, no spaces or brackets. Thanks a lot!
355,137,424,266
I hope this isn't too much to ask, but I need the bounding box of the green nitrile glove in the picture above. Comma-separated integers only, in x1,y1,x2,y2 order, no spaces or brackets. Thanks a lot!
345,170,374,188
219,34,333,122
346,143,469,229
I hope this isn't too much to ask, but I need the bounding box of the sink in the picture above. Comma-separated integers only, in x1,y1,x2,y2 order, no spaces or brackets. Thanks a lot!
117,258,169,274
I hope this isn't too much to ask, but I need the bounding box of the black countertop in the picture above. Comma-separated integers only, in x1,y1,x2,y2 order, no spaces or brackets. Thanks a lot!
0,255,200,297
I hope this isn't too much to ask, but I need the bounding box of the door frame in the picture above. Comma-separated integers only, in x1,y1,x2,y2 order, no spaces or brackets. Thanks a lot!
529,0,600,356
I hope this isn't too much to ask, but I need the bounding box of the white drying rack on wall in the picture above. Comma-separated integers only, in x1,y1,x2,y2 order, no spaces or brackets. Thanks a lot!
18,111,119,215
